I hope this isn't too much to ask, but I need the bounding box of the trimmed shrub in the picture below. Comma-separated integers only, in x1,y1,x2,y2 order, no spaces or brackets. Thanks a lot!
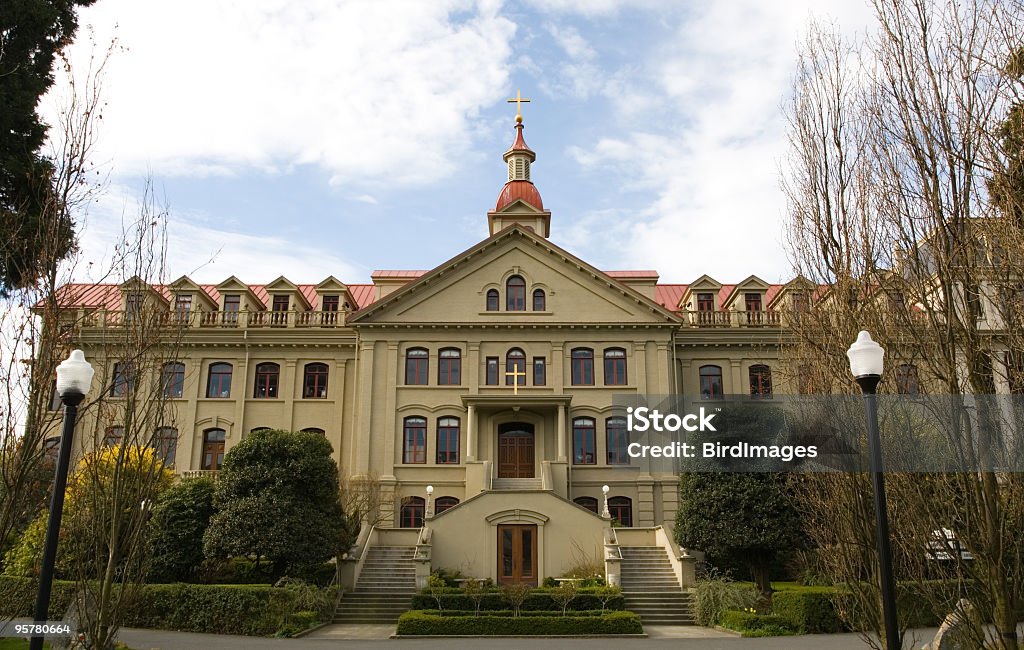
772,588,846,633
148,477,215,583
410,587,624,612
396,610,642,635
0,576,336,636
693,579,759,626
719,610,798,637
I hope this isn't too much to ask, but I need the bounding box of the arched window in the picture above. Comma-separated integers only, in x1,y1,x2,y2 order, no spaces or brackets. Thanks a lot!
153,427,177,467
606,417,629,465
699,365,723,400
749,364,772,399
603,348,627,385
207,363,233,398
403,416,427,464
161,362,185,399
533,288,546,311
301,427,326,435
505,348,527,387
574,496,599,514
573,417,596,465
253,362,280,398
405,348,429,385
571,348,594,385
436,417,460,464
486,289,499,312
506,275,526,311
895,363,920,395
250,426,272,434
609,496,633,527
303,363,329,398
201,428,226,470
400,496,425,528
435,496,459,514
438,348,461,385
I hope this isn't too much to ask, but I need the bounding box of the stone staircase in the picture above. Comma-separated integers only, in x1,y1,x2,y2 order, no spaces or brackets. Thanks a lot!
333,545,416,624
491,478,543,490
619,545,694,626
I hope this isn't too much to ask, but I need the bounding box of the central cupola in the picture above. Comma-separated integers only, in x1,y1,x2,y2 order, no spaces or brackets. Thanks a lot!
488,91,551,237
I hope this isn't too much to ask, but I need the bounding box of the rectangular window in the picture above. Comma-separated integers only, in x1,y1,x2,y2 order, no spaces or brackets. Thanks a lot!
745,293,762,311
603,349,627,386
322,295,339,311
486,357,499,385
403,419,427,464
438,349,461,385
125,293,143,322
437,418,460,464
223,295,240,325
533,357,546,386
110,362,135,397
606,418,629,465
573,419,596,465
571,349,594,385
272,295,289,311
162,363,185,399
174,294,192,322
697,293,714,312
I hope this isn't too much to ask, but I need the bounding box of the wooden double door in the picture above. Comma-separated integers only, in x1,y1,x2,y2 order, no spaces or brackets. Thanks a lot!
497,524,538,585
497,422,535,478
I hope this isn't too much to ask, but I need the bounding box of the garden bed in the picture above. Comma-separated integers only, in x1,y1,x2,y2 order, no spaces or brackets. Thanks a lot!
395,610,643,636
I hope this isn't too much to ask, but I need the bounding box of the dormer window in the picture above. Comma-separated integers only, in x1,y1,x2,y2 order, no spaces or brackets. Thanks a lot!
744,293,762,312
272,295,289,311
174,294,192,315
697,293,714,312
322,295,339,312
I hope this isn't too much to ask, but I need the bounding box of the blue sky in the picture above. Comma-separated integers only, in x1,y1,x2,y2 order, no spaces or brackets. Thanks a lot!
50,0,872,287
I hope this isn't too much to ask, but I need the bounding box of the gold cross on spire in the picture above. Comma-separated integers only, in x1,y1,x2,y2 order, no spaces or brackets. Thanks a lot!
507,89,531,124
505,366,527,395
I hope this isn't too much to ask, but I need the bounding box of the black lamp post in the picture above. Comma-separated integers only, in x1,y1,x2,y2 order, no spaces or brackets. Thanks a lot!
30,350,93,650
847,331,899,650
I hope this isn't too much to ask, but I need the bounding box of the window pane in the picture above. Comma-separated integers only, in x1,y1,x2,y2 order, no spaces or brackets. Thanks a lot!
571,349,594,385
486,357,499,385
405,349,428,385
506,276,526,311
607,417,629,465
573,418,596,465
486,289,499,311
533,357,546,386
533,289,545,311
505,349,526,386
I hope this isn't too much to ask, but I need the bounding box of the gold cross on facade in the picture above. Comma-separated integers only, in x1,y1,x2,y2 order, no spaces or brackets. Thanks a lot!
507,89,530,123
505,367,527,395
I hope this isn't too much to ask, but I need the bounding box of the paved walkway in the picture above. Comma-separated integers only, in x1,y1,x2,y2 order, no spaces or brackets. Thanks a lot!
113,624,949,649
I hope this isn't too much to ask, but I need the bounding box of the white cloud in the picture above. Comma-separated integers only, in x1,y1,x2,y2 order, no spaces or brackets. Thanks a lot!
75,185,366,285
48,0,517,188
563,0,874,283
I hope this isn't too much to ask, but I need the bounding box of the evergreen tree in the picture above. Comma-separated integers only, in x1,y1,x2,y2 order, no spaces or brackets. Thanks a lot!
0,0,95,291
203,430,345,580
675,404,805,594
148,477,216,583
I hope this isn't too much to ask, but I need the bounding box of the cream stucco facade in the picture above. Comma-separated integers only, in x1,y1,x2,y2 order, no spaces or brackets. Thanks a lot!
55,118,795,587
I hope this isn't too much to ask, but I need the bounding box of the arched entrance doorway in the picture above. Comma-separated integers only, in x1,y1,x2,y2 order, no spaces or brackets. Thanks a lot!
497,422,534,478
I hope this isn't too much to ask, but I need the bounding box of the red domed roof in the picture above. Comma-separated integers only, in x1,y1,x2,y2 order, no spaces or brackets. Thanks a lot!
495,180,543,211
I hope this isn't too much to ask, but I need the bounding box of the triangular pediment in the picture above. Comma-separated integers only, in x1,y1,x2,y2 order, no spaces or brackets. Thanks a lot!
494,199,543,213
315,275,349,292
350,226,678,326
721,275,771,308
120,276,169,306
679,275,723,310
169,275,217,309
768,275,814,309
215,276,264,309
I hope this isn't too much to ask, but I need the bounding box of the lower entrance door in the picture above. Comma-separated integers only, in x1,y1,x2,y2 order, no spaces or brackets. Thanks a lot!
497,422,535,478
497,524,538,585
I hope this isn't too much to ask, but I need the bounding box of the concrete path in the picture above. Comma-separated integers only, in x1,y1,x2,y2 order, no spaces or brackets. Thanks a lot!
112,624,944,649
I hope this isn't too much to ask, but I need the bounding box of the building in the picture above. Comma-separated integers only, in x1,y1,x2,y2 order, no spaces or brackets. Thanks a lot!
51,109,798,595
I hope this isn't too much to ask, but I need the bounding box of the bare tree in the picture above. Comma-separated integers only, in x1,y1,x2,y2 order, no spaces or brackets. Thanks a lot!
0,37,114,567
784,2,1024,648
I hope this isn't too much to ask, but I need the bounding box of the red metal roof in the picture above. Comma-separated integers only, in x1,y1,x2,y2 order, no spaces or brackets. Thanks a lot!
370,270,429,279
606,270,660,279
348,284,375,309
495,180,543,211
508,123,533,154
654,284,687,310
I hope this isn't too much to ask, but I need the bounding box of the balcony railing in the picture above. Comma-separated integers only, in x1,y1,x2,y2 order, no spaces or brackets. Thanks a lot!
682,310,782,328
181,469,219,480
77,309,348,330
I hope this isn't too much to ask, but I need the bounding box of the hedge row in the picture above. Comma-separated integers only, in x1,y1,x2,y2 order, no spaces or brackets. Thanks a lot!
396,610,643,635
0,576,335,636
772,589,846,633
770,581,1024,634
719,610,798,636
412,591,624,612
